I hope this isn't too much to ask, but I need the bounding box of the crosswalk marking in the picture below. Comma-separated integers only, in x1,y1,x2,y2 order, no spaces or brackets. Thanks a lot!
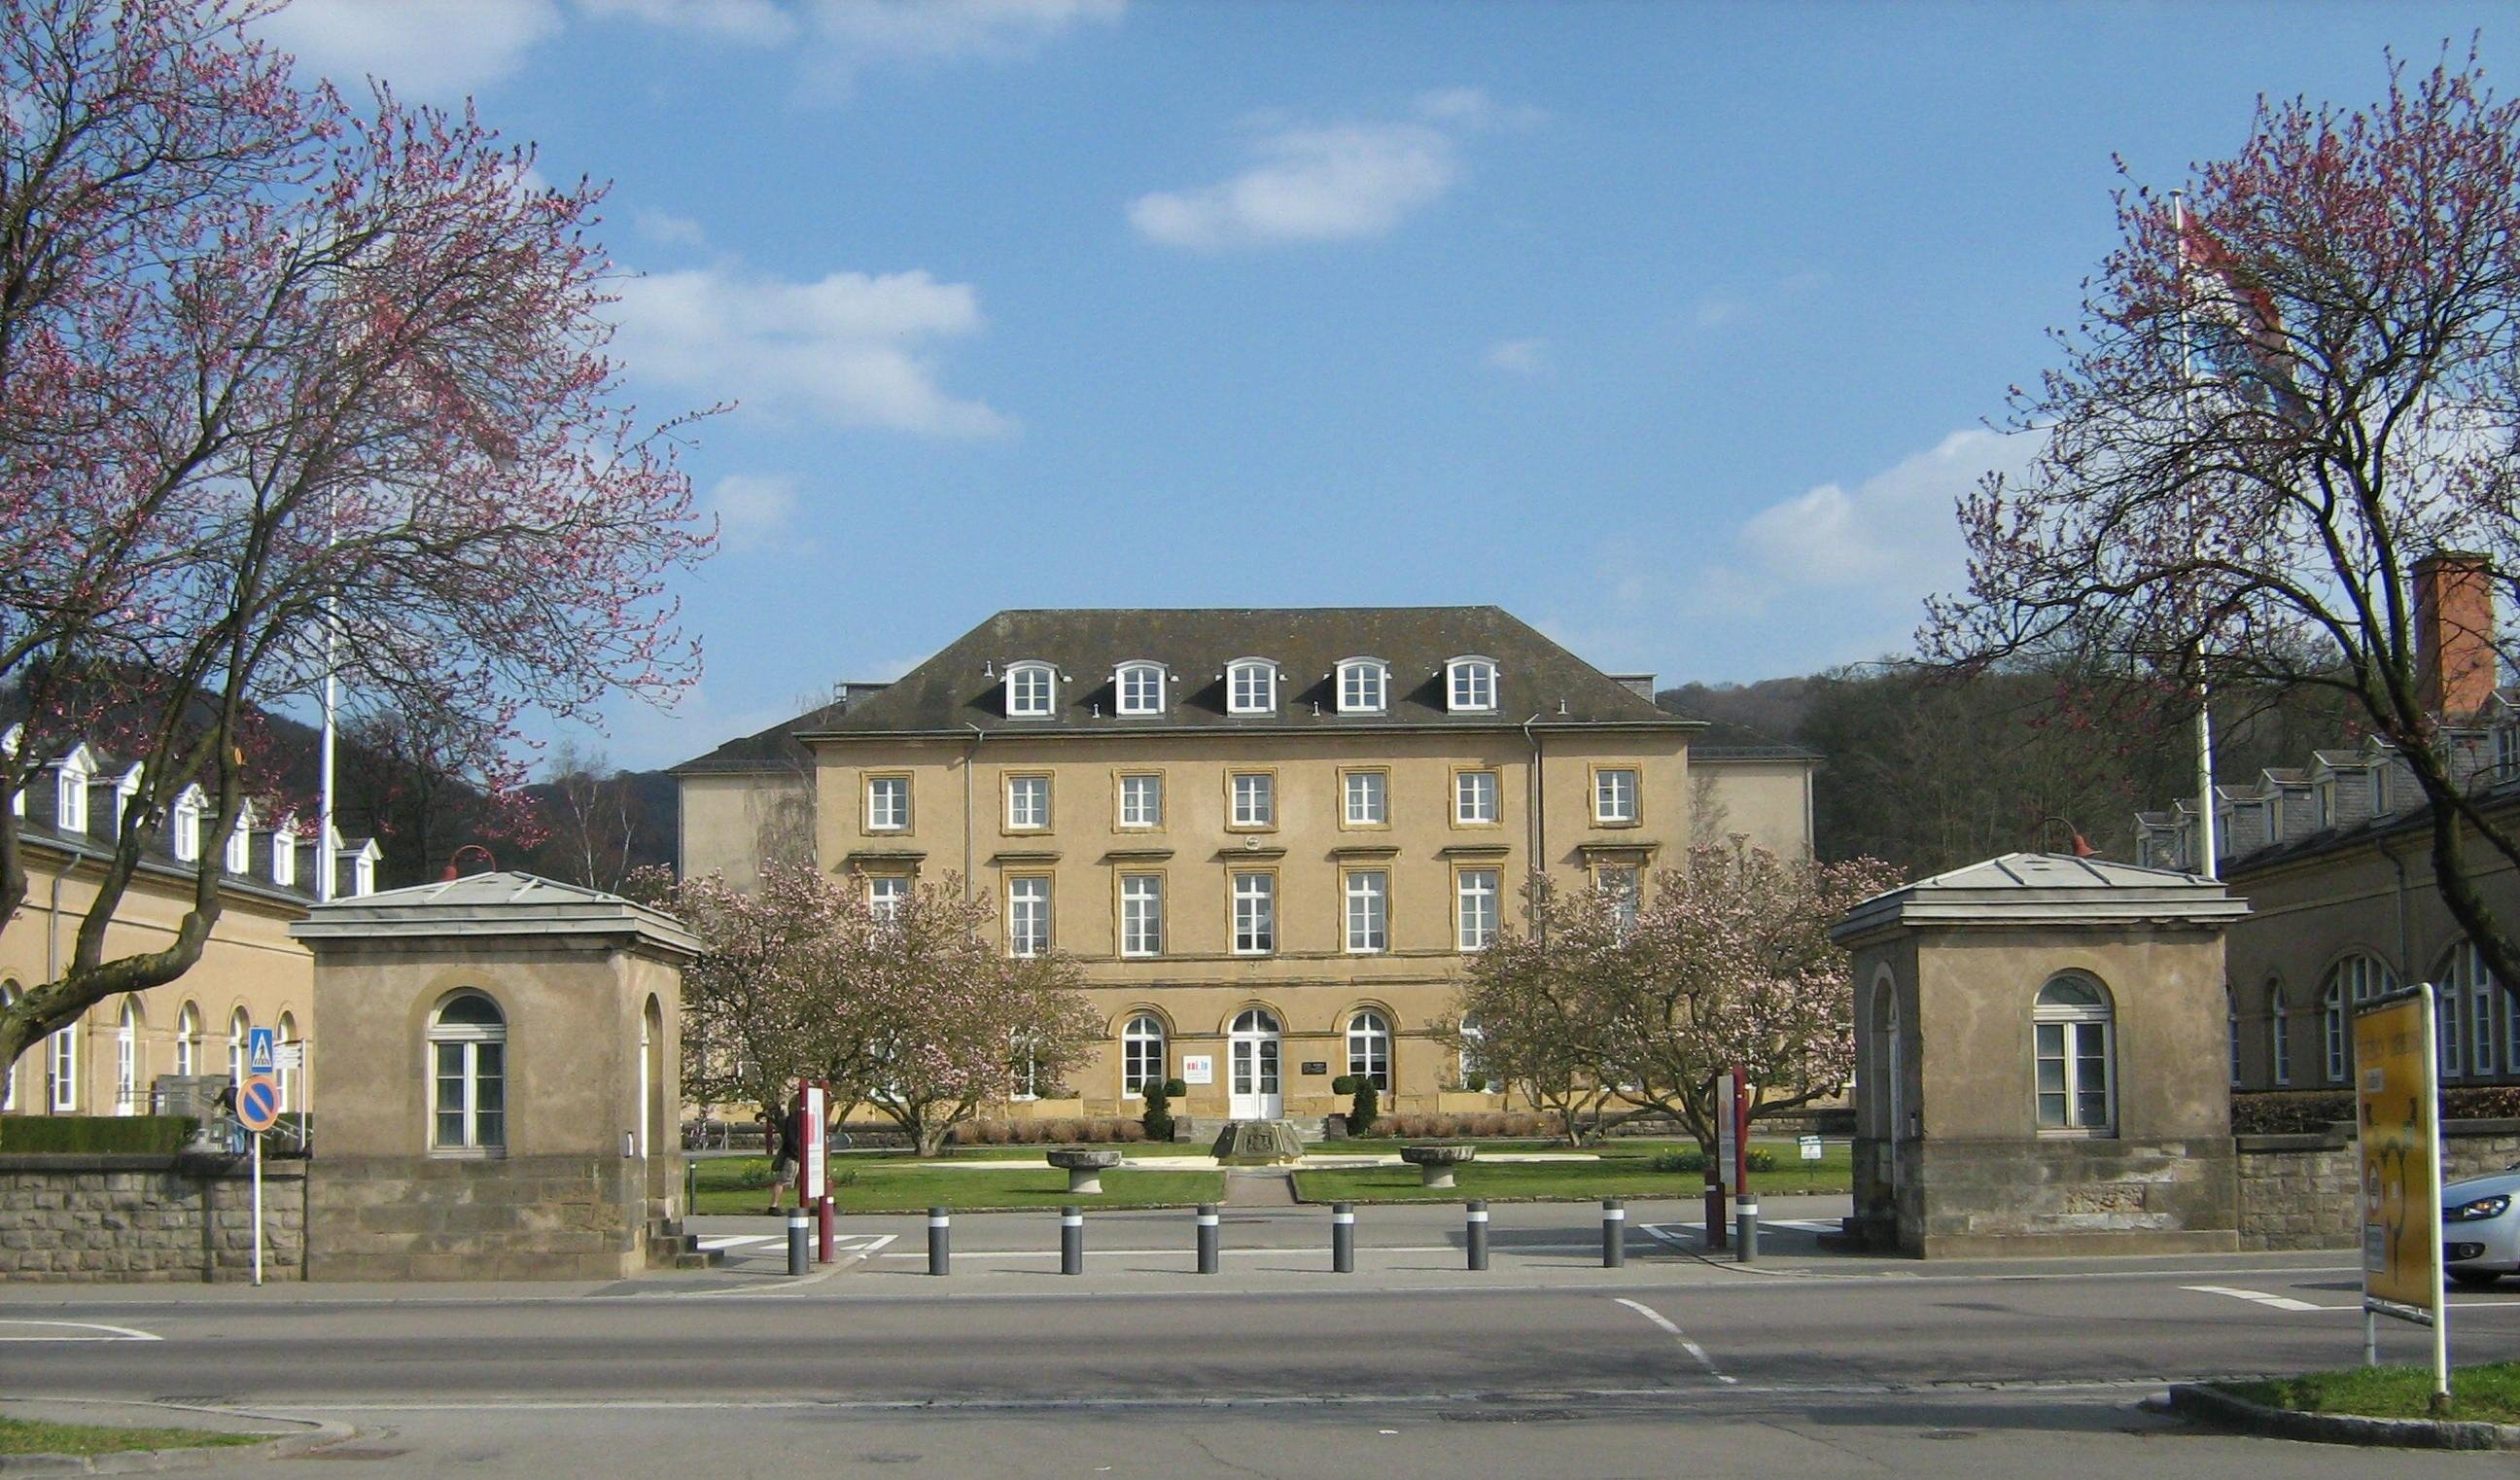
2182,1284,2328,1312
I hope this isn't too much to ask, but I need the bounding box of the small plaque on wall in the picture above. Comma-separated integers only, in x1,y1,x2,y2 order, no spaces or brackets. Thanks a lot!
1180,1054,1214,1085
1301,1060,1329,1075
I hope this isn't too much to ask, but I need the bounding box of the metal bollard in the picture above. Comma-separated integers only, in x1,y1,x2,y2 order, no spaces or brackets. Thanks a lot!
1196,1203,1219,1275
684,1157,698,1216
1062,1205,1084,1276
1602,1197,1626,1268
928,1205,951,1276
817,1194,835,1264
1465,1199,1489,1271
1735,1197,1760,1264
787,1207,810,1277
1332,1201,1355,1273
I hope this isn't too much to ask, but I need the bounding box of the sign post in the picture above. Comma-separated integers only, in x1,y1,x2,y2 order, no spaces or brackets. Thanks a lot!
797,1082,831,1263
233,1072,282,1287
2356,983,2447,1409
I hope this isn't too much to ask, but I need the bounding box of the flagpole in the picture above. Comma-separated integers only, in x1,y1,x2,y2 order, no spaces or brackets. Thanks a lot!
317,491,337,903
2173,188,2221,879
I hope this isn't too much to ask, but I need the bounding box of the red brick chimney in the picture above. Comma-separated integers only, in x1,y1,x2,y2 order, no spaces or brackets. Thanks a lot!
2414,551,2498,720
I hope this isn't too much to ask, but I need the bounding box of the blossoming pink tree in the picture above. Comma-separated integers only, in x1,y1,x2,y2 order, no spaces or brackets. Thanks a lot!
1922,50,2520,1002
1458,845,1901,1149
0,0,713,1084
651,863,1100,1157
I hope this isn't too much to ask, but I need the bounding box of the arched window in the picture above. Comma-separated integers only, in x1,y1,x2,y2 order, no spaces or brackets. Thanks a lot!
1225,658,1278,715
2034,974,2115,1135
2320,952,2396,1082
174,1002,200,1078
228,1007,251,1085
1457,1013,1493,1091
1003,660,1057,719
224,800,253,874
115,1001,142,1114
1336,658,1388,715
2268,983,2291,1087
171,785,204,863
1346,1008,1391,1091
1446,656,1499,713
429,992,507,1154
1114,661,1166,717
1872,975,1902,1141
2225,984,2241,1086
1122,1013,1166,1096
276,1011,299,1112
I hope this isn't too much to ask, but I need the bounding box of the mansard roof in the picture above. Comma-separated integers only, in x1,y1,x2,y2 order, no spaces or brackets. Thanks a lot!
788,608,1694,740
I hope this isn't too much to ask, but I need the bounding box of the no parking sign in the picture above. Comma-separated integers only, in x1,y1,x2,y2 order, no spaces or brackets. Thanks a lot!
235,1075,282,1133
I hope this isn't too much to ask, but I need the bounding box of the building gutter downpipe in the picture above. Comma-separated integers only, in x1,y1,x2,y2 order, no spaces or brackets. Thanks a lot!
962,722,985,898
1522,713,1546,914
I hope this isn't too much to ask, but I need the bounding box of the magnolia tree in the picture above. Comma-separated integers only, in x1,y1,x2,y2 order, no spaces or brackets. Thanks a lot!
1454,846,1902,1149
1923,49,2520,1000
648,863,1100,1157
0,0,712,1081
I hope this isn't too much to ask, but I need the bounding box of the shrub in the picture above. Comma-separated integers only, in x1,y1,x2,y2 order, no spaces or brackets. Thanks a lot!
1140,1079,1174,1143
1332,1075,1359,1096
1114,1120,1147,1143
0,1114,196,1154
1464,1072,1489,1093
1163,1077,1186,1098
1047,1117,1084,1145
1745,1147,1777,1173
1348,1079,1381,1137
1651,1148,1708,1174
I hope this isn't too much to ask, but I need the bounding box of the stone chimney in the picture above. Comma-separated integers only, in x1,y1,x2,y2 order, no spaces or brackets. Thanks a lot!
2414,551,2498,721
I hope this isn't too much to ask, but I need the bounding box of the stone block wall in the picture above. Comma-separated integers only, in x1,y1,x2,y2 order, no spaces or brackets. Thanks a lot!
1902,1137,2240,1257
307,1155,649,1281
2237,1117,2520,1251
0,1153,307,1282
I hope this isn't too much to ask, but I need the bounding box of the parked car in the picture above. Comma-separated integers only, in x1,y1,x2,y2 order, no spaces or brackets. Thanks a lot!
2442,1169,2520,1286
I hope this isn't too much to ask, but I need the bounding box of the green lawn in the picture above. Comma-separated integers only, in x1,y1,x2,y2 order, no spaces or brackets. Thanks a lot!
0,1418,260,1458
2218,1361,2520,1424
692,1156,1225,1214
1292,1140,1852,1205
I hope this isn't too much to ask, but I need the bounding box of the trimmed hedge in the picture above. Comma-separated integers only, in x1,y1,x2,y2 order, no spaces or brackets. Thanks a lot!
0,1114,198,1154
2232,1085,2520,1136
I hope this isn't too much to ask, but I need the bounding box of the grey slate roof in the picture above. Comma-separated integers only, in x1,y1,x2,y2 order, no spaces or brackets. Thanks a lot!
1833,851,2248,941
291,870,701,953
789,608,1696,739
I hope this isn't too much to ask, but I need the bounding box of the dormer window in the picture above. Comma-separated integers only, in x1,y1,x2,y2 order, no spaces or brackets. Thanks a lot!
225,800,254,874
1337,658,1388,715
1447,656,1499,713
55,747,92,833
1115,661,1167,717
111,764,142,834
270,818,298,888
171,785,205,863
1004,661,1057,719
1226,658,1278,716
2,725,19,818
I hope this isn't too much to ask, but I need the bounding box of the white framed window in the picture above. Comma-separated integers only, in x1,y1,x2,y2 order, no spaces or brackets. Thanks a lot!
2454,941,2500,1077
1457,1012,1489,1089
276,1011,298,1112
1005,774,1051,831
223,800,253,874
2320,952,2396,1081
1004,661,1057,719
1122,1013,1167,1096
1226,658,1278,715
50,1019,78,1111
1597,865,1641,932
2269,983,2291,1086
865,775,910,832
1447,656,1498,713
867,874,910,924
174,1001,200,1078
1346,1009,1391,1091
1119,773,1163,828
1456,868,1500,951
54,748,91,833
429,992,507,1154
115,1001,141,1114
171,785,204,863
1115,662,1166,716
2033,974,2115,1135
1232,871,1276,955
1336,658,1388,715
1120,873,1165,958
2226,985,2241,1087
1593,768,1639,825
1454,770,1499,826
1010,1030,1043,1100
1344,770,1386,827
2442,967,2466,1079
228,1007,251,1086
1344,869,1388,954
270,823,297,887
1231,772,1275,828
1008,875,1051,957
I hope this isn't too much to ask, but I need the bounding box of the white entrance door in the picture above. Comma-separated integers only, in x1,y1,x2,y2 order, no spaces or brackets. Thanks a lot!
1228,1007,1282,1120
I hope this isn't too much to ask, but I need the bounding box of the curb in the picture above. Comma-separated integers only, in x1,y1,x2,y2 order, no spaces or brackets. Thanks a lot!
2163,1383,2520,1450
0,1400,354,1476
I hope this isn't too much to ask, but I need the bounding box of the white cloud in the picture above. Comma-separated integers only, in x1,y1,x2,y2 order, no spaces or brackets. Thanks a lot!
261,0,563,95
578,0,799,44
1733,428,2035,594
1483,337,1548,375
1130,89,1530,251
708,474,803,552
610,264,1010,436
805,0,1125,64
632,209,711,250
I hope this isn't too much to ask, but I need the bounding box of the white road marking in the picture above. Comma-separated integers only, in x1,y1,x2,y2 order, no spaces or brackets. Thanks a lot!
1610,1296,1735,1384
0,1319,161,1341
697,1235,783,1251
2182,1284,2333,1312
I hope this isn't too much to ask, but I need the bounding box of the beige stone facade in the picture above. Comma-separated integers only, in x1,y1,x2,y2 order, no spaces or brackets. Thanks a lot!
675,608,1815,1126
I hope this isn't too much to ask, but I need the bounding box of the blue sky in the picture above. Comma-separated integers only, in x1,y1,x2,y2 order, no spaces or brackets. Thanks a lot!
259,1,2502,771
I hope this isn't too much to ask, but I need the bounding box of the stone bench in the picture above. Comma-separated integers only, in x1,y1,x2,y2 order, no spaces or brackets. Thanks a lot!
1046,1147,1123,1195
1399,1144,1477,1189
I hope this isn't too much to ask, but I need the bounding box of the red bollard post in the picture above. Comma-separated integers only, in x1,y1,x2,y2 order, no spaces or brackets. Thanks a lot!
817,1193,835,1263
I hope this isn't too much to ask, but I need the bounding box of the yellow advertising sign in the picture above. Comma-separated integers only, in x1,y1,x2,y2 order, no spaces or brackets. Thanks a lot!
2355,987,2440,1324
